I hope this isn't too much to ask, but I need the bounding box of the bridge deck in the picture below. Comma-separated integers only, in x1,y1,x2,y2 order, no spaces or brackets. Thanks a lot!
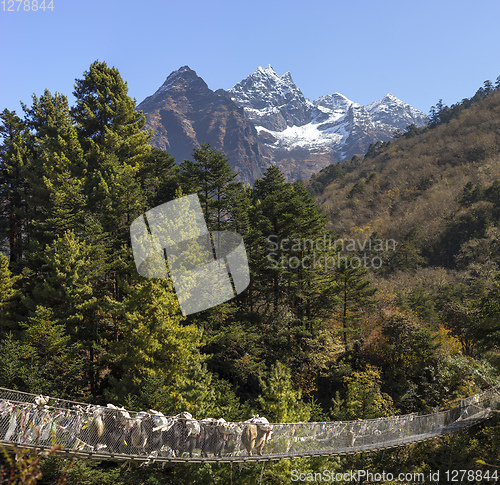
0,388,497,463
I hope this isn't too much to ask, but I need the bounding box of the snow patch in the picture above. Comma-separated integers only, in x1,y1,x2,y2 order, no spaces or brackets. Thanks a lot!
256,122,345,151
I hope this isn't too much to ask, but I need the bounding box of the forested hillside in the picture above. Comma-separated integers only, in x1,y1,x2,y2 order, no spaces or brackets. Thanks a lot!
1,62,500,484
311,81,500,268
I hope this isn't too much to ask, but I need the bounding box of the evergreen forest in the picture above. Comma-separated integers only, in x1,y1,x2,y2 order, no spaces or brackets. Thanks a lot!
1,61,500,484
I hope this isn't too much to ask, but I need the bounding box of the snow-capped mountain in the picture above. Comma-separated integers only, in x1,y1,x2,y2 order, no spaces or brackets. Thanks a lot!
138,65,428,183
228,66,428,168
228,65,313,131
313,93,357,123
365,93,429,131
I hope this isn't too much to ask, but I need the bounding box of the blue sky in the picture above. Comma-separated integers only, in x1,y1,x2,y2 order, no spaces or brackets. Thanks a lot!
1,0,499,115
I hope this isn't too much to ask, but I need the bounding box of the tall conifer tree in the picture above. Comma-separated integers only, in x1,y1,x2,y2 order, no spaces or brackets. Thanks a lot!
72,60,152,240
0,109,31,266
22,91,87,244
179,143,237,230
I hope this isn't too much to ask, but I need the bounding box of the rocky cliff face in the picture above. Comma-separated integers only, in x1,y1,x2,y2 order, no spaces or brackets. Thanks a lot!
138,65,428,184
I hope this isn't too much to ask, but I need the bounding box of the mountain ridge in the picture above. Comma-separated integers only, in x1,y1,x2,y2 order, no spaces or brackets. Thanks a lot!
138,65,428,184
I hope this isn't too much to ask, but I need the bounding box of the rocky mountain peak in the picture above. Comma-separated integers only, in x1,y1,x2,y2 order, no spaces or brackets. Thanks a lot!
312,93,357,123
228,65,313,131
161,65,202,87
256,64,277,76
364,93,429,131
314,92,354,108
137,66,270,185
138,66,210,113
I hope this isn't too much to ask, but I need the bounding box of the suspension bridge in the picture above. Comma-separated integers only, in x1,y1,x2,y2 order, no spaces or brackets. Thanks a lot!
0,386,498,463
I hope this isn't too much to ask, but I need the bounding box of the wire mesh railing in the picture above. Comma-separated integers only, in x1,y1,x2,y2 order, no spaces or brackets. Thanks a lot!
0,386,498,463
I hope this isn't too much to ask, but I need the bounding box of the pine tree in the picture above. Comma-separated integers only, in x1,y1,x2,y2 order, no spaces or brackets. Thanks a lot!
22,90,88,244
0,252,19,333
22,305,83,396
249,166,296,313
248,166,331,319
0,109,31,266
26,230,108,397
258,361,310,422
70,61,155,312
0,332,30,390
107,278,202,406
72,61,152,158
179,143,237,230
224,181,252,233
286,182,334,322
139,147,179,209
335,257,376,350
72,60,152,240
